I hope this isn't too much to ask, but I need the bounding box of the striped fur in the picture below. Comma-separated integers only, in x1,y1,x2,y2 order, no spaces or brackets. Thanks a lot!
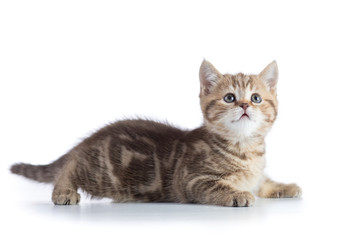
10,60,301,206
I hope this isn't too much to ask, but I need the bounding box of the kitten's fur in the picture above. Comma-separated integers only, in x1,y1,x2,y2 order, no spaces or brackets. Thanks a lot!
11,60,301,207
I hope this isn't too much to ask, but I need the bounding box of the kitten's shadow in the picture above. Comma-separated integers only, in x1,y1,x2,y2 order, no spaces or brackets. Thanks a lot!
29,198,303,223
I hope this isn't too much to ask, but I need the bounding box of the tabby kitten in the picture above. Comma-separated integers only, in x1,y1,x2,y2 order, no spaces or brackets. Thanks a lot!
11,60,301,207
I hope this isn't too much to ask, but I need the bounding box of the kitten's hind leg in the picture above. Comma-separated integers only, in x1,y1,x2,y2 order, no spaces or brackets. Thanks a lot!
52,186,80,205
51,161,80,205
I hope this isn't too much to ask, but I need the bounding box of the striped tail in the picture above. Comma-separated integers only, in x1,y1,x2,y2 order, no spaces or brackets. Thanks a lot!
10,154,68,183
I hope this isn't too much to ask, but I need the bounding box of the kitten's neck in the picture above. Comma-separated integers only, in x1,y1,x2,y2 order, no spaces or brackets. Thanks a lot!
203,124,265,149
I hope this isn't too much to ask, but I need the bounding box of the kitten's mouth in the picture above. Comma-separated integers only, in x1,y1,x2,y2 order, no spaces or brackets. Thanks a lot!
232,114,250,123
240,113,249,119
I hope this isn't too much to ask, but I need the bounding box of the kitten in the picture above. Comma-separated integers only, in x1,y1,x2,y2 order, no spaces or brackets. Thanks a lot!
11,60,301,207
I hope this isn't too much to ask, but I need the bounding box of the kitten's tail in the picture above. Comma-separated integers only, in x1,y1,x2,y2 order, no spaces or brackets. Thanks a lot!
10,154,68,183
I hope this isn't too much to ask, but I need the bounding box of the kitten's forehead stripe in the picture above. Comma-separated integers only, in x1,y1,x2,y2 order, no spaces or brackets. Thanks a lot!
231,75,238,89
246,76,255,90
236,73,244,89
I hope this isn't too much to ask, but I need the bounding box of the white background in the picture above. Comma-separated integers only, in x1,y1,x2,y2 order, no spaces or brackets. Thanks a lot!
1,0,360,239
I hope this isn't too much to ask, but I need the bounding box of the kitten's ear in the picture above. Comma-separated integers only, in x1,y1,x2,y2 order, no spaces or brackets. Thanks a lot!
258,61,278,92
199,60,222,95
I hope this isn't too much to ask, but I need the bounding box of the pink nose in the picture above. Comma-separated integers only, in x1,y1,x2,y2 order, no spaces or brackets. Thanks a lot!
239,103,249,110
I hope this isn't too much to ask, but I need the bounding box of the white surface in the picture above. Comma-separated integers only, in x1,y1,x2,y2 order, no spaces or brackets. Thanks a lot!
3,176,358,240
1,0,360,239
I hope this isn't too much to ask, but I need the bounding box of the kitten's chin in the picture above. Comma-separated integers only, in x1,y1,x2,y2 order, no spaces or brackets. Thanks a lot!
229,116,264,138
205,117,264,142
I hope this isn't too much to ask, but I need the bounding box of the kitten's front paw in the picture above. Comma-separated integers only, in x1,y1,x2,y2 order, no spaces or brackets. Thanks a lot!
52,189,80,205
231,191,255,207
268,183,302,198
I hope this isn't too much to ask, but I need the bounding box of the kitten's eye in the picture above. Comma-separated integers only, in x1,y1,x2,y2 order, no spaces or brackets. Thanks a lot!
251,94,262,103
223,93,236,103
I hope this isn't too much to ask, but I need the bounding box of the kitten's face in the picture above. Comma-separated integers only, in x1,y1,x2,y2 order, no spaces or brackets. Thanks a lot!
199,60,278,141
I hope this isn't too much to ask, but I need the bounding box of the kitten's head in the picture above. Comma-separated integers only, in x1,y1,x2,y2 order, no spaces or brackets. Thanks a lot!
199,60,279,142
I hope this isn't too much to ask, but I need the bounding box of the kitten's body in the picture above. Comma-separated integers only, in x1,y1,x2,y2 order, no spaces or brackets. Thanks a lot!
11,60,301,206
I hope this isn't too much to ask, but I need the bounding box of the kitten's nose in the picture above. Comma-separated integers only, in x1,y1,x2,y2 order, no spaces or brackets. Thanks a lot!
239,103,249,110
